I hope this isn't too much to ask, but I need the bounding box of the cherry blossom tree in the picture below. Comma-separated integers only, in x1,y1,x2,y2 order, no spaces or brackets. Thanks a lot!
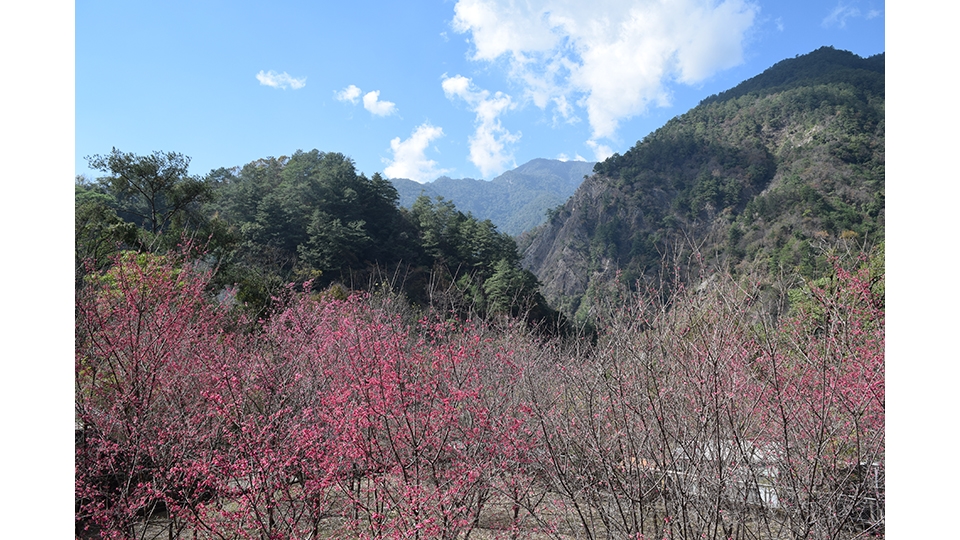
76,245,881,539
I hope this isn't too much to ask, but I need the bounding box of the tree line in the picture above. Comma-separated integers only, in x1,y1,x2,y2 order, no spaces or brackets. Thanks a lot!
77,147,561,328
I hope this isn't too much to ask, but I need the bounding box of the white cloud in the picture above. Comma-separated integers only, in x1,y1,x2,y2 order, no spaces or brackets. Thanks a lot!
552,95,577,125
452,0,557,61
336,85,398,116
442,74,520,177
586,140,614,162
452,0,757,142
383,123,450,183
256,70,306,90
362,90,398,116
822,3,860,28
336,84,362,103
822,2,882,27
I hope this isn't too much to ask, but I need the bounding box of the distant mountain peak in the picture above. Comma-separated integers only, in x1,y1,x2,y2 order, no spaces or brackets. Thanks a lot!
391,158,595,236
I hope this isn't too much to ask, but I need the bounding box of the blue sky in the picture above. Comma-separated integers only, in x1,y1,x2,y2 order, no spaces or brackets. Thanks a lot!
76,0,885,183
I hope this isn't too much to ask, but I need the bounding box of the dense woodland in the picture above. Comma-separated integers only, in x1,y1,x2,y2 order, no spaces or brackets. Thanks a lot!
76,47,884,539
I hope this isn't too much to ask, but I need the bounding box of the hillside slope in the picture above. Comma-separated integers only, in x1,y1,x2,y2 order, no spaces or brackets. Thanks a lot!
391,158,594,236
519,46,884,319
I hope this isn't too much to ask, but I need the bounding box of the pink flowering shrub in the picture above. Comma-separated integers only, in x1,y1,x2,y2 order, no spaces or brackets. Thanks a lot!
75,251,231,539
76,249,882,539
76,253,542,539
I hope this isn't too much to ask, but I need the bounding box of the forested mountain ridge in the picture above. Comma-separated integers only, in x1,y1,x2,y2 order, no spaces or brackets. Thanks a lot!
77,148,563,328
519,46,884,320
390,158,594,236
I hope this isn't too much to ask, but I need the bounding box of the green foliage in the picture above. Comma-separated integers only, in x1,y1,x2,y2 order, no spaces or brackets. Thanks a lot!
86,148,214,237
787,275,832,322
482,258,540,316
85,251,186,301
786,245,884,332
867,242,885,301
210,150,421,286
75,180,140,274
406,194,561,325
297,211,370,271
409,195,519,271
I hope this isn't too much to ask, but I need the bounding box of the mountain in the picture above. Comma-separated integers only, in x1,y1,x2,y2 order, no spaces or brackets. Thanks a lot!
519,47,884,320
391,158,595,236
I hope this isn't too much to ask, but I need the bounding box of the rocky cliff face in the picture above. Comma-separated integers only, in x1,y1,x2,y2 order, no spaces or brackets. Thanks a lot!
519,175,605,307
